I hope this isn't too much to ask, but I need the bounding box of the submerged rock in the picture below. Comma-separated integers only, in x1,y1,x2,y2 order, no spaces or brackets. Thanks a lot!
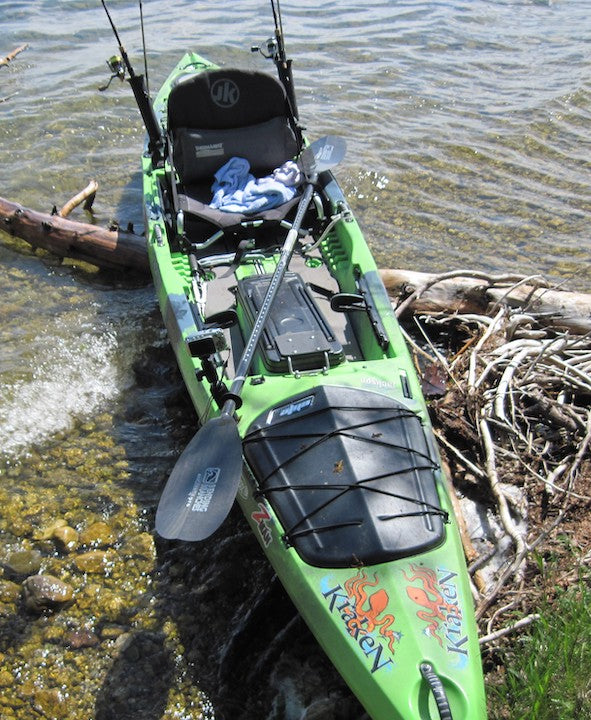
33,688,69,719
0,579,21,604
79,521,115,548
0,668,13,687
4,549,42,579
120,532,155,560
22,574,74,612
36,519,67,540
74,549,117,574
66,628,99,649
52,526,79,553
99,624,128,640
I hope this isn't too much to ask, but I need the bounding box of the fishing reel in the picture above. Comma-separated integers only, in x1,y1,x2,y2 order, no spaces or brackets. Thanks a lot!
251,37,279,61
99,55,125,91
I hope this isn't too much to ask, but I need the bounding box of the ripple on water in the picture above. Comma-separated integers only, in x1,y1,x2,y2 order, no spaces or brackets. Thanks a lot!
0,326,121,455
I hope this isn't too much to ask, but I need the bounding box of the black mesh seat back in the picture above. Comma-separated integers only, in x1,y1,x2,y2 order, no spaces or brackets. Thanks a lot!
168,69,300,184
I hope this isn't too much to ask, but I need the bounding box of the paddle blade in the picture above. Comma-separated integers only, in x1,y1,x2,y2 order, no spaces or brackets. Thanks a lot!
300,135,347,178
155,415,243,541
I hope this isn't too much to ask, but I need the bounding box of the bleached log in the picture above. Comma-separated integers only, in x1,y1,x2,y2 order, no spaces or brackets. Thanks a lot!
0,196,149,273
379,268,591,335
0,44,29,67
58,180,99,218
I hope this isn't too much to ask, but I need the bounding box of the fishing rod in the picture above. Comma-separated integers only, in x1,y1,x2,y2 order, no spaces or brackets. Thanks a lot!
138,0,150,96
253,0,299,121
100,0,163,159
271,0,298,118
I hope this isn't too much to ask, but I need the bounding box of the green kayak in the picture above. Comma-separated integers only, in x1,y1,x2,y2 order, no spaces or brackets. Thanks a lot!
104,0,488,715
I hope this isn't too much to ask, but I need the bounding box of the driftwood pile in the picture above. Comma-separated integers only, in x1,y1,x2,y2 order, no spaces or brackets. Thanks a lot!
1,187,590,650
386,271,591,647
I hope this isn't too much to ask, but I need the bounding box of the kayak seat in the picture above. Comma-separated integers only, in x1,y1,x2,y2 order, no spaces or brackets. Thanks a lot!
166,68,302,243
244,385,448,569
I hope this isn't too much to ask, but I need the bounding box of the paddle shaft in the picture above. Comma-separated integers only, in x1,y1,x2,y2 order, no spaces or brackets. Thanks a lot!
155,136,345,541
221,181,315,417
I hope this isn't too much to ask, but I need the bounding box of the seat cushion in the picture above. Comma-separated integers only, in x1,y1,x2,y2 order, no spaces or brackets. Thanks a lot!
178,186,301,230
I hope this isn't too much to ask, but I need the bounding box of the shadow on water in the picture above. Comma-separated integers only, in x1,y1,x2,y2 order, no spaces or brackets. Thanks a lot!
92,329,369,719
95,630,174,720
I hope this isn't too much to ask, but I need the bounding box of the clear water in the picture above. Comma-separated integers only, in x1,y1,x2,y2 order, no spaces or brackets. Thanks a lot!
1,0,590,449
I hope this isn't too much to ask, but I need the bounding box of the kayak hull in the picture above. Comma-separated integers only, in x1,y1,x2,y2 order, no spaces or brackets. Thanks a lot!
142,51,487,719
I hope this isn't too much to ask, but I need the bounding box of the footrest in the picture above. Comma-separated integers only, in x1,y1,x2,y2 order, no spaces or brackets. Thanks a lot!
274,330,331,357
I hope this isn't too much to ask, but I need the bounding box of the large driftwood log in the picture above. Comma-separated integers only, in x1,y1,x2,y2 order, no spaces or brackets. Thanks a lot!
381,268,591,335
0,195,149,273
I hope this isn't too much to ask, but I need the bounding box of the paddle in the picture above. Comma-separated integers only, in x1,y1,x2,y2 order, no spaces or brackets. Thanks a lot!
155,135,346,541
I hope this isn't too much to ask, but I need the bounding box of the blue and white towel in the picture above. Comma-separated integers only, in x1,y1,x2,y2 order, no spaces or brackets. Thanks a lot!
209,158,302,214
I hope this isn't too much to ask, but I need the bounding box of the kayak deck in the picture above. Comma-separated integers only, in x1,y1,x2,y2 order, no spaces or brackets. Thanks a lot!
142,51,488,720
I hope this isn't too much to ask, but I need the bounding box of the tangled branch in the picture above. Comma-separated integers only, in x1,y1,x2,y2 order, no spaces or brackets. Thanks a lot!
402,272,591,646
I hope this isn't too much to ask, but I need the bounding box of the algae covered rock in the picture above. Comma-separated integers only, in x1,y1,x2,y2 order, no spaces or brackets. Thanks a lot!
0,668,13,687
33,688,69,719
0,579,21,604
73,549,118,574
4,550,42,579
120,532,155,560
79,521,115,549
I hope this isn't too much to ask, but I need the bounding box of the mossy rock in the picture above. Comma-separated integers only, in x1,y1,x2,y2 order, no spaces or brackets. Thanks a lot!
79,521,115,549
73,549,118,574
3,550,43,580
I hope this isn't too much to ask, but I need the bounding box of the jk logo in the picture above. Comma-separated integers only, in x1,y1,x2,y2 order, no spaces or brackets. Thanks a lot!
211,78,240,108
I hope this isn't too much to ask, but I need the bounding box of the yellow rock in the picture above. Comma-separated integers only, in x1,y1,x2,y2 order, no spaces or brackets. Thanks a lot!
74,549,118,574
36,518,67,540
33,689,69,719
53,525,79,553
79,521,115,548
0,669,13,687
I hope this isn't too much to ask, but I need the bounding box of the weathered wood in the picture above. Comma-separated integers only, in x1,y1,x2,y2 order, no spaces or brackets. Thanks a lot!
1,194,589,331
58,180,99,218
0,44,29,67
380,268,591,335
0,196,149,273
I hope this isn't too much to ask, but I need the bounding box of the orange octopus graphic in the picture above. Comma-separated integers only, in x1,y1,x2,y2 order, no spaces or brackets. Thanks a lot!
343,570,400,653
403,563,462,646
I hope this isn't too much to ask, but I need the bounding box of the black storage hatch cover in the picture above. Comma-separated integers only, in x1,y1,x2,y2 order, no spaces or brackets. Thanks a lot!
243,385,447,568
